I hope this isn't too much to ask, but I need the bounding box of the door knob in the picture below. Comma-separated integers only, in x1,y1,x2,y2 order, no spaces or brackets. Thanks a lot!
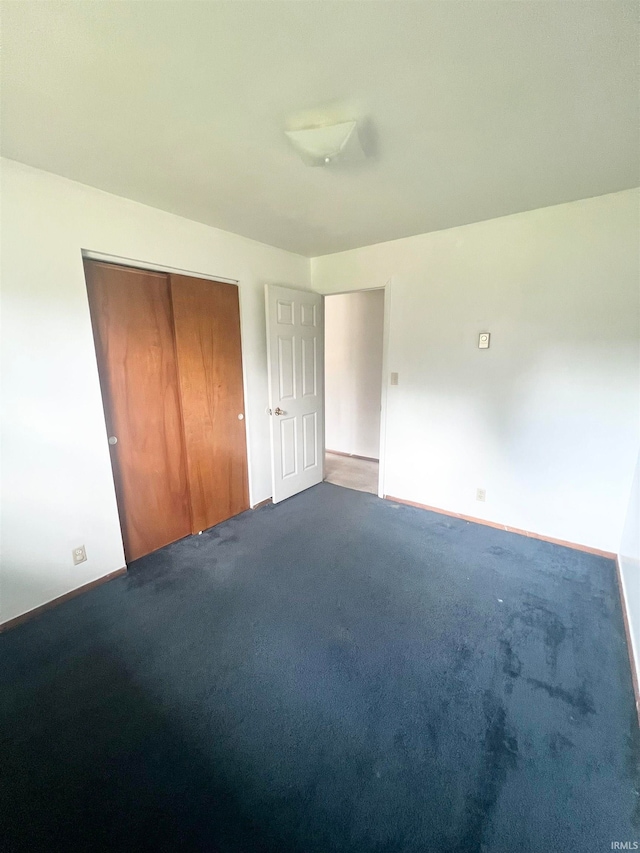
237,413,244,420
274,407,284,416
108,436,118,445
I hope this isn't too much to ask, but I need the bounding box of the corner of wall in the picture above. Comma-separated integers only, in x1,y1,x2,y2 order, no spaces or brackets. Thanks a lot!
617,449,640,719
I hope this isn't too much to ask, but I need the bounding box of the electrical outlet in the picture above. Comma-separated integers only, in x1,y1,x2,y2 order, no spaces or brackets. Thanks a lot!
476,488,486,502
390,372,399,386
72,545,87,565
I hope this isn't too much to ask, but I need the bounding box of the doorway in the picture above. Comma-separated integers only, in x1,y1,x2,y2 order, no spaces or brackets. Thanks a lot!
323,290,385,495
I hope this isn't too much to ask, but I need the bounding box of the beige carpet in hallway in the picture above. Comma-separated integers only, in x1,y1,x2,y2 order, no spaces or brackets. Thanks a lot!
324,452,379,495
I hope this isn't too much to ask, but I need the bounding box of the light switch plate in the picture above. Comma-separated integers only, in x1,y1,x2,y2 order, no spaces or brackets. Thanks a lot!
478,332,490,349
390,372,399,386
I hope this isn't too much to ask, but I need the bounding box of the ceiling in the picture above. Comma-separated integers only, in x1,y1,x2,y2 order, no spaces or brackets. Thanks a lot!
1,1,638,257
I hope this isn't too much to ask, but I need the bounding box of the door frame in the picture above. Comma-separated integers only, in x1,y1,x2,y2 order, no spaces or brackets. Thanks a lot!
322,282,391,499
82,250,239,285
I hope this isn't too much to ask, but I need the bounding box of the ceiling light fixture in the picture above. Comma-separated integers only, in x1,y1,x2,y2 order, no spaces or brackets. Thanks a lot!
285,120,363,167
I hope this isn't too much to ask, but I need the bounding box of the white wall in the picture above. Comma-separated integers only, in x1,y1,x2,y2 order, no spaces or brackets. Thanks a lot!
312,190,640,553
618,451,640,687
2,161,638,627
325,290,384,459
0,158,310,624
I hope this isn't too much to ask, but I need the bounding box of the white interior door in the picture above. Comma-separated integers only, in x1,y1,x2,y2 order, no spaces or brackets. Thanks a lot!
266,285,324,503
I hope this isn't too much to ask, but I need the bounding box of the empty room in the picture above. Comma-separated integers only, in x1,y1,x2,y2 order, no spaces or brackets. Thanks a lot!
1,2,639,852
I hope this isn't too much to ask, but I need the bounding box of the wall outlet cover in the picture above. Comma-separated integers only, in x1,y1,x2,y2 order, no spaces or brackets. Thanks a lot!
476,488,486,502
72,545,87,565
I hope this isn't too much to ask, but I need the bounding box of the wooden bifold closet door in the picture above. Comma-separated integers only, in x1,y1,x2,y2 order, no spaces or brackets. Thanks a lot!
170,275,249,532
84,260,249,562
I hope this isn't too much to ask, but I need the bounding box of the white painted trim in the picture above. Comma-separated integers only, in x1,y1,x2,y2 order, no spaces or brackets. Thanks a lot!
264,284,277,501
377,280,392,498
617,553,640,689
319,293,327,485
81,249,239,284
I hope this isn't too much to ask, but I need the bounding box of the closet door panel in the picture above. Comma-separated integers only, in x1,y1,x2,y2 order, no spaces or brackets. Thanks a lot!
84,261,192,561
170,275,249,532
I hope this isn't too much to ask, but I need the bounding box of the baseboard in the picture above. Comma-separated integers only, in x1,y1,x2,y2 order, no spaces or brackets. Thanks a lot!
615,556,640,727
0,567,127,634
326,449,379,463
251,497,272,510
383,495,616,559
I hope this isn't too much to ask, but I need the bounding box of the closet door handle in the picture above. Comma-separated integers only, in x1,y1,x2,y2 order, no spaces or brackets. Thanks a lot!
237,414,244,420
108,436,118,445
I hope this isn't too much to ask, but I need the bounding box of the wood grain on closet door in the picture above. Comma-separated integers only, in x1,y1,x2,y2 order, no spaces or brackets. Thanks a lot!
84,260,192,561
170,275,249,532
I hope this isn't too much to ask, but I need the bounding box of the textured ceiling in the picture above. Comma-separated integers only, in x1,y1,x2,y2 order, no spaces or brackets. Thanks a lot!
2,1,638,256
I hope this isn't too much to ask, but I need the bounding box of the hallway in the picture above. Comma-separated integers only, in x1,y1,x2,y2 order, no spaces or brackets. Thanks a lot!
324,451,379,495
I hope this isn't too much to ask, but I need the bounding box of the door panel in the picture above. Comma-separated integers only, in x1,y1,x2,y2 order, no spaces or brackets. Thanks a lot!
301,337,317,397
84,261,192,561
266,285,323,503
302,413,318,470
278,336,295,400
280,416,297,478
170,275,249,532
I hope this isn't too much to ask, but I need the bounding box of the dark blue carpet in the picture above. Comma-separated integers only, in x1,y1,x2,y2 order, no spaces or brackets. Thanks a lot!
1,483,638,852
